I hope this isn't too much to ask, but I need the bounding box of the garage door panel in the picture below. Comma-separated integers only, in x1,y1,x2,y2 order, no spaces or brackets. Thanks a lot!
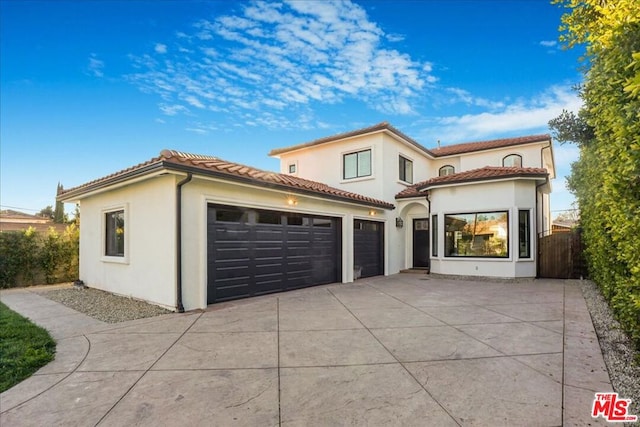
208,205,341,304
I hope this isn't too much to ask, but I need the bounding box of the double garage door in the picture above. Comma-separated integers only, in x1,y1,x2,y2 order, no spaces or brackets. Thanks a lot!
207,204,341,303
207,204,385,304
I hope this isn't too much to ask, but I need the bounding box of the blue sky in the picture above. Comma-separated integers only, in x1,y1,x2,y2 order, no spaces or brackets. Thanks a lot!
1,0,583,216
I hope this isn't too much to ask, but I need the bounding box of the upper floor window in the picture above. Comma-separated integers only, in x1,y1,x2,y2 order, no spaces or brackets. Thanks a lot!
343,149,371,179
503,154,522,167
288,163,296,174
439,165,455,176
399,155,413,184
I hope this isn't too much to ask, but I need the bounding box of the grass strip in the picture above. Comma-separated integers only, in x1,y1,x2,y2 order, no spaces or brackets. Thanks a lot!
0,301,56,393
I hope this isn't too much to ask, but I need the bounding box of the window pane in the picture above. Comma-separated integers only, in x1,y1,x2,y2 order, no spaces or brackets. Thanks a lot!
313,218,332,227
216,207,247,223
286,214,304,226
344,153,357,179
444,211,508,258
432,215,438,257
357,150,371,177
406,159,413,183
519,210,531,258
399,156,413,183
439,165,454,176
503,155,522,167
105,210,125,257
288,163,296,173
256,210,282,225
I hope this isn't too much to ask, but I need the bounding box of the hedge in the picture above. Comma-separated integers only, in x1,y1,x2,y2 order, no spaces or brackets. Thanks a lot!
0,225,79,288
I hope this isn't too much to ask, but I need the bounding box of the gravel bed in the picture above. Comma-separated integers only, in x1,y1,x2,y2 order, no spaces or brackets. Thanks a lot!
37,286,171,323
579,279,640,420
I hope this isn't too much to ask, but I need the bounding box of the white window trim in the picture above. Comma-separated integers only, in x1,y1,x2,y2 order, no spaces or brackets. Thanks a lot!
341,146,374,182
101,203,129,264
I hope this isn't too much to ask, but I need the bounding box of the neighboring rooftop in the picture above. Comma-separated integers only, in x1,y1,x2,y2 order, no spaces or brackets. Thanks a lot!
0,210,68,233
269,122,551,158
58,150,395,210
396,166,549,199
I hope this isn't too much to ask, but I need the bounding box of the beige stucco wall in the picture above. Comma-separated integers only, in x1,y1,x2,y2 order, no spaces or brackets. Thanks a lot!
77,175,177,309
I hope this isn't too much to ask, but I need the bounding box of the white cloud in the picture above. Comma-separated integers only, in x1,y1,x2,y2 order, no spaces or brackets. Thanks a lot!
126,0,436,127
184,95,205,108
386,33,405,42
446,87,505,110
159,103,189,116
540,40,557,47
87,54,104,77
429,85,583,142
185,127,208,134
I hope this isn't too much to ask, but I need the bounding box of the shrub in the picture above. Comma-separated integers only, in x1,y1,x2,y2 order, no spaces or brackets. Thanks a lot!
0,225,79,288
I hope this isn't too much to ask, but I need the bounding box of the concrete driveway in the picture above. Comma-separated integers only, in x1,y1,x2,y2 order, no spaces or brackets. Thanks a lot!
1,275,613,426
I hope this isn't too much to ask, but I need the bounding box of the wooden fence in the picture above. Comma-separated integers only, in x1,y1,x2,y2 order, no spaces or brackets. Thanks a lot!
538,230,588,279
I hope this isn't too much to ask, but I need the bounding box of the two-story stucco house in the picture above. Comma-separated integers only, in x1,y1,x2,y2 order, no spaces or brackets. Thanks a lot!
58,122,554,311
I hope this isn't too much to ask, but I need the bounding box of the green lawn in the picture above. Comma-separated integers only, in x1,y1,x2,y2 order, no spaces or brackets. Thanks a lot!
0,301,56,393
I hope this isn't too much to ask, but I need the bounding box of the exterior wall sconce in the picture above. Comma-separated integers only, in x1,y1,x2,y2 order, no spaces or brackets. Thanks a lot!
369,210,376,216
395,217,404,228
287,197,298,206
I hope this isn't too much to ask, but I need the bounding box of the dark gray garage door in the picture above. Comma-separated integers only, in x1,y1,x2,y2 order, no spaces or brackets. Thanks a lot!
354,219,384,278
207,204,341,303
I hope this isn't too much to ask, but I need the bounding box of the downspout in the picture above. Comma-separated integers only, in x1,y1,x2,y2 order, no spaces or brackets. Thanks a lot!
535,177,548,278
536,140,552,277
176,173,193,313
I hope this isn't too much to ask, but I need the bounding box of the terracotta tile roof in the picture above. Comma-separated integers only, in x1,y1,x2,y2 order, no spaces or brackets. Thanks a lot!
429,134,551,157
59,150,395,210
269,121,430,156
396,166,548,199
268,122,551,158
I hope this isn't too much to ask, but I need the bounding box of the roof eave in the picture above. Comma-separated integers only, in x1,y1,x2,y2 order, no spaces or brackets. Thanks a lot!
431,136,552,158
162,162,395,210
57,161,167,202
422,173,548,190
59,160,394,210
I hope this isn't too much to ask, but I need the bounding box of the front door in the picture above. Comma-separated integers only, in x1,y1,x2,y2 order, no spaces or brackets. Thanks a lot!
413,218,430,268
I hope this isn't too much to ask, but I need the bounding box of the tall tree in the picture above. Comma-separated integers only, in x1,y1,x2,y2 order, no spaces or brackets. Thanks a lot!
551,0,640,347
53,183,65,223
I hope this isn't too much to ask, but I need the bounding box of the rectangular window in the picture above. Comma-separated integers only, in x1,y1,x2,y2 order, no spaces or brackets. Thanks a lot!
399,156,413,183
285,214,304,226
444,211,509,258
432,215,438,257
288,163,296,174
313,218,332,228
105,210,125,257
343,149,372,179
256,209,282,225
518,210,531,258
216,207,247,223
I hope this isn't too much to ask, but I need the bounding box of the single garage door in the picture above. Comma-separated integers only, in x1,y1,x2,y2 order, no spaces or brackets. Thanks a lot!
353,219,384,278
207,204,341,303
